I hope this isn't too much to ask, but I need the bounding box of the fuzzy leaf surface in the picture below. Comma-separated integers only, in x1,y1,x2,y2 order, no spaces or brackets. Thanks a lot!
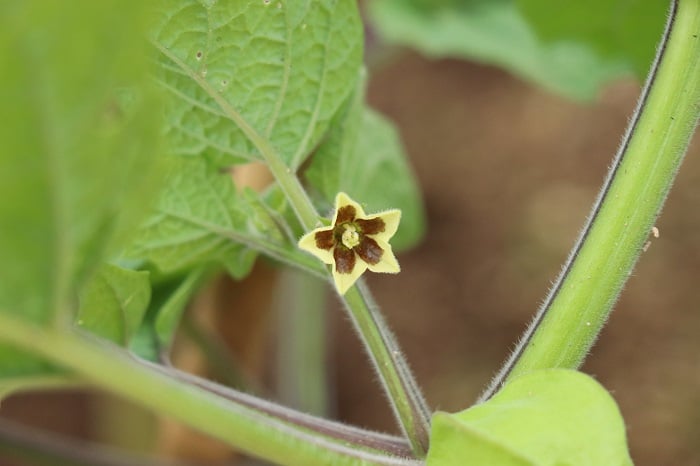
151,0,363,168
128,156,320,278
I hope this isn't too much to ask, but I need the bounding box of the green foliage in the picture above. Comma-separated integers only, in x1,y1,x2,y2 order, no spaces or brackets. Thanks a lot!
127,156,322,277
142,0,426,274
0,0,161,323
368,0,666,100
128,157,257,276
151,0,363,169
427,369,633,466
517,0,669,80
76,264,151,345
0,0,162,378
305,76,425,251
153,267,209,350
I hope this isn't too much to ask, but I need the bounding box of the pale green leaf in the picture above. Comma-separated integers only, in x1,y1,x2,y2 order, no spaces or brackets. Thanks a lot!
154,266,209,350
427,369,633,466
0,0,162,378
0,0,161,322
305,79,426,250
151,0,363,168
129,157,258,275
76,264,151,345
128,156,320,278
368,0,631,101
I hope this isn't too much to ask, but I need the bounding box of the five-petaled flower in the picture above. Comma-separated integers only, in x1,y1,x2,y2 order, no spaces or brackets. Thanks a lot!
298,192,401,295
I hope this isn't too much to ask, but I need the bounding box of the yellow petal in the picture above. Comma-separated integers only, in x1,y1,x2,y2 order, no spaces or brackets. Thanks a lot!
372,209,401,242
333,192,366,224
298,228,334,265
332,258,367,295
333,257,367,295
366,237,400,274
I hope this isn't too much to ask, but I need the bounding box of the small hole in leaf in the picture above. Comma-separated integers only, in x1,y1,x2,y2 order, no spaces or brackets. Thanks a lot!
195,51,203,60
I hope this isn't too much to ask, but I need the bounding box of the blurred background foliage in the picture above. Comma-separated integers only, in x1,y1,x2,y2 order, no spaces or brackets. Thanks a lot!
369,0,668,100
2,1,699,466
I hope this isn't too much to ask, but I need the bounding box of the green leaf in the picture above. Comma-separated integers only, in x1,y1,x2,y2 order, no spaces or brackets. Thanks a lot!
154,266,209,350
128,156,321,278
368,0,631,100
0,0,162,378
129,157,257,276
305,78,426,250
427,369,633,466
127,268,210,362
517,0,668,81
0,0,162,322
151,0,363,168
76,264,151,345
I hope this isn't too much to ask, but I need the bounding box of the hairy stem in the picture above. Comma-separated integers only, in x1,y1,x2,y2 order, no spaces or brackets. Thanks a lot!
481,0,700,400
344,282,432,453
0,313,420,466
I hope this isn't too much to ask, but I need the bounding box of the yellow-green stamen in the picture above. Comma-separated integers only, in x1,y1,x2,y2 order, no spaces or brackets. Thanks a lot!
341,224,360,249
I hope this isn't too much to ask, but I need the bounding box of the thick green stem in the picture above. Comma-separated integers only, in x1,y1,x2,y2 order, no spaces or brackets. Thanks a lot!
0,313,419,466
481,0,700,400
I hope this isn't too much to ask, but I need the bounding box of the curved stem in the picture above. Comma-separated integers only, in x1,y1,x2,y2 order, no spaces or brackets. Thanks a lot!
0,312,420,466
481,0,700,401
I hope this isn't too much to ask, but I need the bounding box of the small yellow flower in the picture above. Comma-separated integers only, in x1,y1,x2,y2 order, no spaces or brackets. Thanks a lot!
298,192,401,295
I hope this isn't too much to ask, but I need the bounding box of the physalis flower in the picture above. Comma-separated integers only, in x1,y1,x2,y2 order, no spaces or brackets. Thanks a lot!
298,193,401,295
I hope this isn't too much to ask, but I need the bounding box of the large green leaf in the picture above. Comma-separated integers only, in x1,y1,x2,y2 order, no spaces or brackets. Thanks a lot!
517,0,668,81
76,264,151,346
0,1,162,377
151,0,363,168
427,369,632,465
368,0,631,101
305,78,426,251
